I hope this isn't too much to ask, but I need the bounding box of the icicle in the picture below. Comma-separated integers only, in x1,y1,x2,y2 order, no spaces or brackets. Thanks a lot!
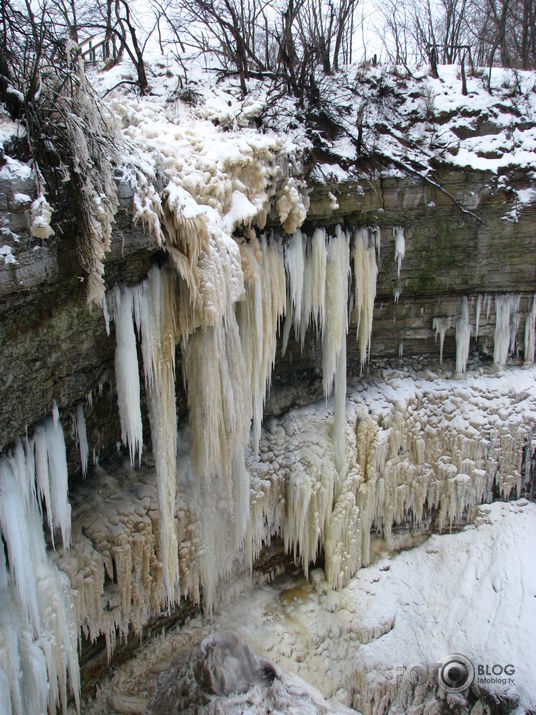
182,305,252,612
75,404,89,477
353,227,378,367
237,235,286,454
524,294,536,365
0,445,79,715
283,229,305,346
46,405,71,548
333,345,347,473
113,285,143,464
393,226,405,277
299,228,327,348
135,267,180,605
484,293,493,319
475,294,483,339
0,458,40,629
433,317,452,364
455,297,471,373
102,293,111,336
323,228,349,398
322,228,350,474
494,294,521,366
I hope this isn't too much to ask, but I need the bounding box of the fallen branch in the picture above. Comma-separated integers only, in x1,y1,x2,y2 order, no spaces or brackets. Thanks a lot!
376,152,484,224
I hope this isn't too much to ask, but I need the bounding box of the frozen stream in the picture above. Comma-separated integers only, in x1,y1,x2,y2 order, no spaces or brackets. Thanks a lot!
84,499,536,714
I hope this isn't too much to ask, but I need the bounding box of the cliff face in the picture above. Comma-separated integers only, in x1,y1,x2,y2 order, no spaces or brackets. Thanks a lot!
1,165,534,459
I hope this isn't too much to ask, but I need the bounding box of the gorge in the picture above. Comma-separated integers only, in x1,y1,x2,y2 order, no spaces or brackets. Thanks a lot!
0,56,535,714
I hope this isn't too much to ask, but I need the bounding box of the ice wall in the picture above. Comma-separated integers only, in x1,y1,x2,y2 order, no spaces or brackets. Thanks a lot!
0,409,79,714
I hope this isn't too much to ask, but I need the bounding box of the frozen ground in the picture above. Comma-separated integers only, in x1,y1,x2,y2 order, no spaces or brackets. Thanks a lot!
83,499,536,714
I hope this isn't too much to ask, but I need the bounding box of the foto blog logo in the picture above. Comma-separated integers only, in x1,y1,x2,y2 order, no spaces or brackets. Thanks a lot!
438,654,475,693
438,654,516,693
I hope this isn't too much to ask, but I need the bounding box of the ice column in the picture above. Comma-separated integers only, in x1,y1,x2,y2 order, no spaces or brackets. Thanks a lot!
494,294,521,366
433,317,452,364
75,403,89,477
113,285,143,464
134,267,180,605
323,227,350,473
393,226,405,277
237,234,286,453
353,227,379,367
0,410,79,715
524,294,536,365
456,297,471,373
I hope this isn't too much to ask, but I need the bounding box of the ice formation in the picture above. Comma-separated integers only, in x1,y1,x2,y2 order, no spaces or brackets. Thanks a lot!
455,296,471,372
113,285,144,465
524,294,536,365
432,317,451,364
0,409,79,714
3,73,536,713
135,268,181,605
29,195,54,240
393,226,405,277
353,227,379,367
323,228,350,473
475,293,483,338
237,234,286,453
51,366,536,698
494,294,521,366
75,404,89,477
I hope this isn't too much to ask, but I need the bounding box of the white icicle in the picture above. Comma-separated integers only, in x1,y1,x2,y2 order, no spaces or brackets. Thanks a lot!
494,294,521,366
46,405,71,548
134,267,180,605
237,235,286,454
455,297,471,373
353,227,378,367
283,229,305,351
0,458,40,629
323,228,350,476
299,228,327,348
433,317,452,365
333,344,347,473
475,294,483,339
524,294,536,365
323,228,350,398
393,226,405,277
76,403,89,477
113,285,143,464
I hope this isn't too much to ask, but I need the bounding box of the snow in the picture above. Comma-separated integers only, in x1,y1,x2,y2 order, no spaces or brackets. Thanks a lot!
0,245,17,265
29,195,54,240
11,193,31,208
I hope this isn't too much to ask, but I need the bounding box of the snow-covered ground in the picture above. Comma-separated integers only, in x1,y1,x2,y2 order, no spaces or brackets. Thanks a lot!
83,499,536,714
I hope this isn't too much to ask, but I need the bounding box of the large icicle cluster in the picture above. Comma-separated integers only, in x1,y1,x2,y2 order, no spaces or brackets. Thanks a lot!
51,221,379,656
433,292,533,370
51,367,536,658
0,407,79,714
247,367,536,590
